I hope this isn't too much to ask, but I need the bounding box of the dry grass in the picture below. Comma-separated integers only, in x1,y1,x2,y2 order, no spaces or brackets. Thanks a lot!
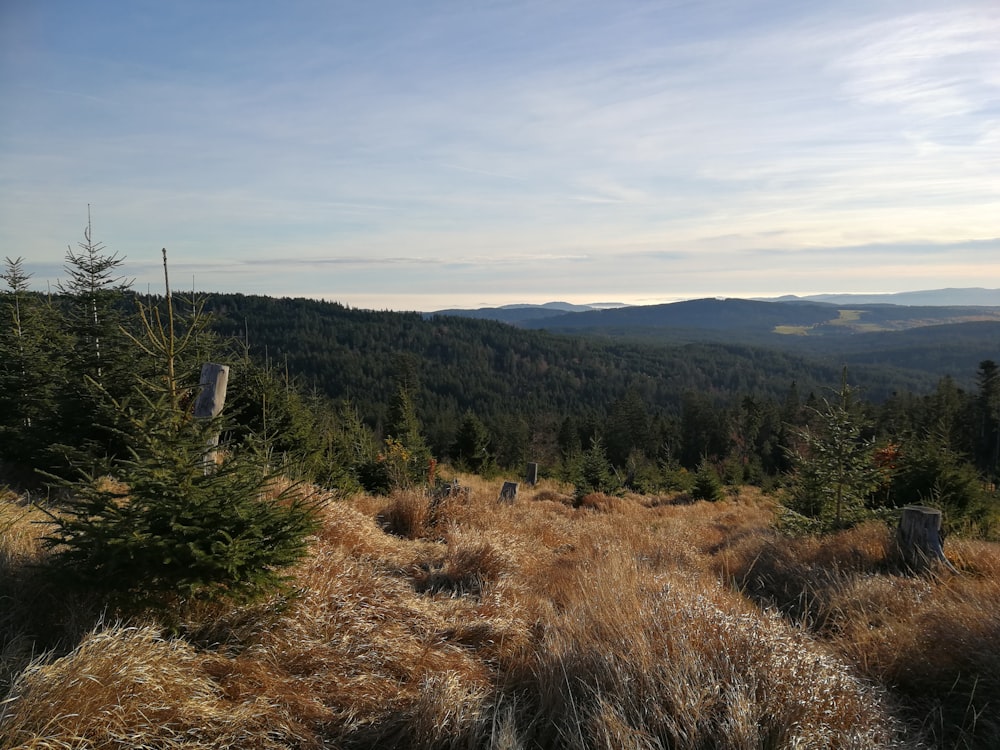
0,496,105,699
720,520,1000,748
3,480,999,748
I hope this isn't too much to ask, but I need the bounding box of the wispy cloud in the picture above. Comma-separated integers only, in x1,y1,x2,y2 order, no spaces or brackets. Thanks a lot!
833,9,1000,120
2,1,998,309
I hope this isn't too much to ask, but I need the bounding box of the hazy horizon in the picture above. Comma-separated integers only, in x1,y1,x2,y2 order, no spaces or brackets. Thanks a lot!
117,285,1000,314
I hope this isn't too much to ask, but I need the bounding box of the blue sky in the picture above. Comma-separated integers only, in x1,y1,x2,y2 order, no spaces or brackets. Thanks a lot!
2,0,998,311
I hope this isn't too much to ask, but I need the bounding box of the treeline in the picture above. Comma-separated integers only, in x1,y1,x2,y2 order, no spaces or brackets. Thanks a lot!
0,250,307,485
2,239,999,533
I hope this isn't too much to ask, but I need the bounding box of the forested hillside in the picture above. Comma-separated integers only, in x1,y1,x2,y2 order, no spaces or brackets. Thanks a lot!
3,255,998,533
202,293,940,444
199,292,996,457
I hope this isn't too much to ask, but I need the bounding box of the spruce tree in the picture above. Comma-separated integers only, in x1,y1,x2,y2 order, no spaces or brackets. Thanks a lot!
0,258,69,476
54,211,137,471
573,436,620,500
791,371,880,530
692,458,724,502
57,210,132,389
383,367,432,489
451,411,492,473
43,249,320,611
44,404,319,609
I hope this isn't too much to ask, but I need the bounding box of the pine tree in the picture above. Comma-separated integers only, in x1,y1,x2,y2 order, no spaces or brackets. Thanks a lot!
691,458,723,502
383,363,432,489
58,209,132,389
43,249,320,611
0,258,69,475
889,431,986,518
451,411,492,474
44,405,319,609
573,436,621,500
54,211,136,471
791,371,880,530
327,401,380,493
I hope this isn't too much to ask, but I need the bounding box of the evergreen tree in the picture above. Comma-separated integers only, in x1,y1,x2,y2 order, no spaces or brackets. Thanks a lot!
0,258,69,475
492,413,530,470
731,395,764,477
573,436,621,500
54,212,136,470
383,368,432,489
680,391,731,468
889,431,986,518
58,210,133,390
605,387,652,467
557,415,582,458
691,458,723,502
975,360,1000,484
44,403,320,610
451,411,492,473
43,249,320,611
225,354,323,477
790,371,881,530
327,401,381,493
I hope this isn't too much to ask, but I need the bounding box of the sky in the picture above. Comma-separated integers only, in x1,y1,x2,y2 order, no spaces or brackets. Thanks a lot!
1,0,999,311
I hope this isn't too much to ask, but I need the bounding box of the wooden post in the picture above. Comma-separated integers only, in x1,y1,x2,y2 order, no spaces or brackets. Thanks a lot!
896,505,957,572
194,363,229,472
498,481,518,504
525,462,539,486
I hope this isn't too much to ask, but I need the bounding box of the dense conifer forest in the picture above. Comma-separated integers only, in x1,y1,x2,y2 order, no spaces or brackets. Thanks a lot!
3,251,999,527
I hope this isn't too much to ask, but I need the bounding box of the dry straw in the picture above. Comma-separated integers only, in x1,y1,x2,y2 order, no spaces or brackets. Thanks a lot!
3,480,997,748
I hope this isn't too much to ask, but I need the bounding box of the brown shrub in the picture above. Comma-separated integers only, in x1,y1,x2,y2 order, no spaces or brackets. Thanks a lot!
573,492,626,513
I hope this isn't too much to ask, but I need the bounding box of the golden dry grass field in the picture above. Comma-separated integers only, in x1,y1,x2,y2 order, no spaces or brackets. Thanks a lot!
2,478,999,749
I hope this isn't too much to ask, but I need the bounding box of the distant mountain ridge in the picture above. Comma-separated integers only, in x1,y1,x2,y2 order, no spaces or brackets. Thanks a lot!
758,288,1000,307
496,301,628,311
430,300,628,323
430,292,1000,339
431,289,1000,328
194,292,1000,437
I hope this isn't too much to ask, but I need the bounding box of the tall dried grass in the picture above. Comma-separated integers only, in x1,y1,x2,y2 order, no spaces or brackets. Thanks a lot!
720,519,1000,748
4,481,998,748
1,496,108,700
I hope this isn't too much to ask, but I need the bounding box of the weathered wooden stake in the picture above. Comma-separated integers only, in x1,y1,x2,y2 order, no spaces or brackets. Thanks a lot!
525,462,539,486
498,481,518,504
194,363,229,472
896,505,957,572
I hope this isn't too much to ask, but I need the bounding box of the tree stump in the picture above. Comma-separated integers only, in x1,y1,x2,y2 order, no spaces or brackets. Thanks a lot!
525,462,539,486
194,363,229,419
896,505,956,572
194,363,229,472
498,481,518,504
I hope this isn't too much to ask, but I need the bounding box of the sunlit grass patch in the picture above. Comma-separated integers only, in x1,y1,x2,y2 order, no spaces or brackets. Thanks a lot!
6,482,999,747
